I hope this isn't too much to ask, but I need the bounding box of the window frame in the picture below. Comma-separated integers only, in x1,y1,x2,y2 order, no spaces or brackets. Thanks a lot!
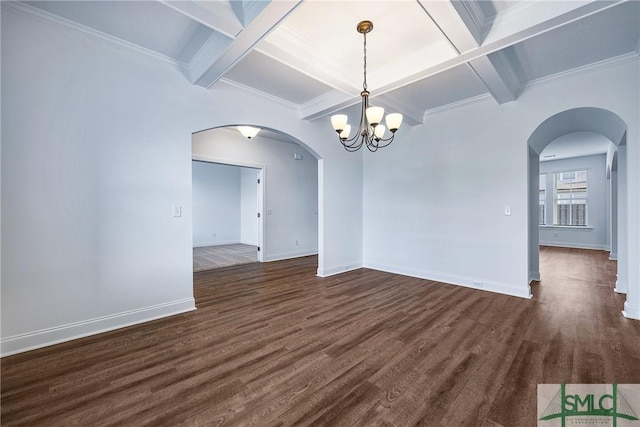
552,169,588,227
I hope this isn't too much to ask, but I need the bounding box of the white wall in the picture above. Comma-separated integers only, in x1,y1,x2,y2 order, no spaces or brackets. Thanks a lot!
363,58,639,306
539,154,608,250
240,168,258,246
192,161,241,247
0,6,363,356
193,131,318,261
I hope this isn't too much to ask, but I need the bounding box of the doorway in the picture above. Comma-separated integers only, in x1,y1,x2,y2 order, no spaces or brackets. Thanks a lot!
527,107,628,314
192,160,264,271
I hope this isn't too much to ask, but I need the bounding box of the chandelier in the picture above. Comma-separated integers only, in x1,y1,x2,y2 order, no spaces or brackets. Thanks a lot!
330,20,403,152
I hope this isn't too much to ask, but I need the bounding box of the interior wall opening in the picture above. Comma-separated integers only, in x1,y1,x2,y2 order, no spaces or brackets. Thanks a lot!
192,160,262,271
191,125,320,273
527,107,628,316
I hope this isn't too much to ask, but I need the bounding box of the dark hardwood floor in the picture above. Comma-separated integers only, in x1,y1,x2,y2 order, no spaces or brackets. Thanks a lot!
2,247,639,426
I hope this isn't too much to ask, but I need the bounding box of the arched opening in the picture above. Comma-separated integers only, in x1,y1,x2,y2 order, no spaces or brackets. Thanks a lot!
190,125,321,272
527,107,628,312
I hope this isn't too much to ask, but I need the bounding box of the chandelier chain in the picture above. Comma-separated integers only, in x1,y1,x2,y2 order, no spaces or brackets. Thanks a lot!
363,31,367,91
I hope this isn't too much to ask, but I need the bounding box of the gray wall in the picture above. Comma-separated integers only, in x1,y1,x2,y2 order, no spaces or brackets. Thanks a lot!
193,131,319,262
192,161,241,247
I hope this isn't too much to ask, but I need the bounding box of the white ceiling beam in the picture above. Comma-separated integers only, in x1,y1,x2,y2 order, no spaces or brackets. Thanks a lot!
447,0,488,46
420,0,517,105
190,0,302,89
257,26,357,96
467,53,519,104
304,0,622,121
374,95,424,127
231,1,273,28
420,0,479,54
161,1,243,38
299,91,355,122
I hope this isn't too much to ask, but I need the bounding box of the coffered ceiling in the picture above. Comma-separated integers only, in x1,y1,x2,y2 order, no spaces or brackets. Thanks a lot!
21,0,640,128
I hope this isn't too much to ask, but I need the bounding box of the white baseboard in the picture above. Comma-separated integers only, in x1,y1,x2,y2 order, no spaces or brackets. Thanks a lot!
623,301,640,320
1,298,196,357
265,249,318,263
529,271,541,282
609,252,618,260
539,241,609,251
317,262,363,277
193,240,240,248
363,261,532,299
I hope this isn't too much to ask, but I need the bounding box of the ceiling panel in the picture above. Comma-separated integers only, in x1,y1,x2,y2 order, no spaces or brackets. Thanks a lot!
261,1,458,93
26,1,217,63
223,50,335,105
504,1,639,83
383,64,489,112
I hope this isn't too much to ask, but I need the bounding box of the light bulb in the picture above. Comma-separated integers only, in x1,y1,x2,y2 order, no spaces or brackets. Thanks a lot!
331,115,348,132
366,107,384,126
237,126,260,139
340,124,351,140
385,113,403,132
374,124,386,140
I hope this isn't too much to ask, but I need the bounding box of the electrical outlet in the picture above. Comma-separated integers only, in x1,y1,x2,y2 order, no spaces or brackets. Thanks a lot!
213,233,217,238
295,240,299,246
473,281,483,288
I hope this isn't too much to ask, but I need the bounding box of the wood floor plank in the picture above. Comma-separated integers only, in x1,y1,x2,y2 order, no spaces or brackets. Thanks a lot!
2,247,639,426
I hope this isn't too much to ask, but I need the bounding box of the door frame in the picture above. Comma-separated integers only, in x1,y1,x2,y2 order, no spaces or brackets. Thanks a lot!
192,154,266,262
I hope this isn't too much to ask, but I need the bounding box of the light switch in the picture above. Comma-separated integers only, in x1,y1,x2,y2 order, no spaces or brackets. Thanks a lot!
504,205,511,216
173,205,182,217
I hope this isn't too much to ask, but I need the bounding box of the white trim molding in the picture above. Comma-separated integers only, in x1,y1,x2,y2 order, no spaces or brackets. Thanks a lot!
317,262,363,277
623,301,640,320
539,241,609,251
1,298,196,357
364,261,532,299
193,240,241,248
265,250,318,263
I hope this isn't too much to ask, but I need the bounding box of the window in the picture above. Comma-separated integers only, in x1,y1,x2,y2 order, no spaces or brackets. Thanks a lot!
539,174,546,225
553,170,587,226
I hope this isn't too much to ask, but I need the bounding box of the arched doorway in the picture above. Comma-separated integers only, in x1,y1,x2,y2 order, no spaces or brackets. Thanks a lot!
527,108,628,311
191,125,320,270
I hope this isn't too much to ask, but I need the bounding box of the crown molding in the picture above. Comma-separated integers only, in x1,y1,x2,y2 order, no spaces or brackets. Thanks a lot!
2,1,188,71
423,50,639,118
524,51,640,89
216,78,299,111
423,92,493,117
